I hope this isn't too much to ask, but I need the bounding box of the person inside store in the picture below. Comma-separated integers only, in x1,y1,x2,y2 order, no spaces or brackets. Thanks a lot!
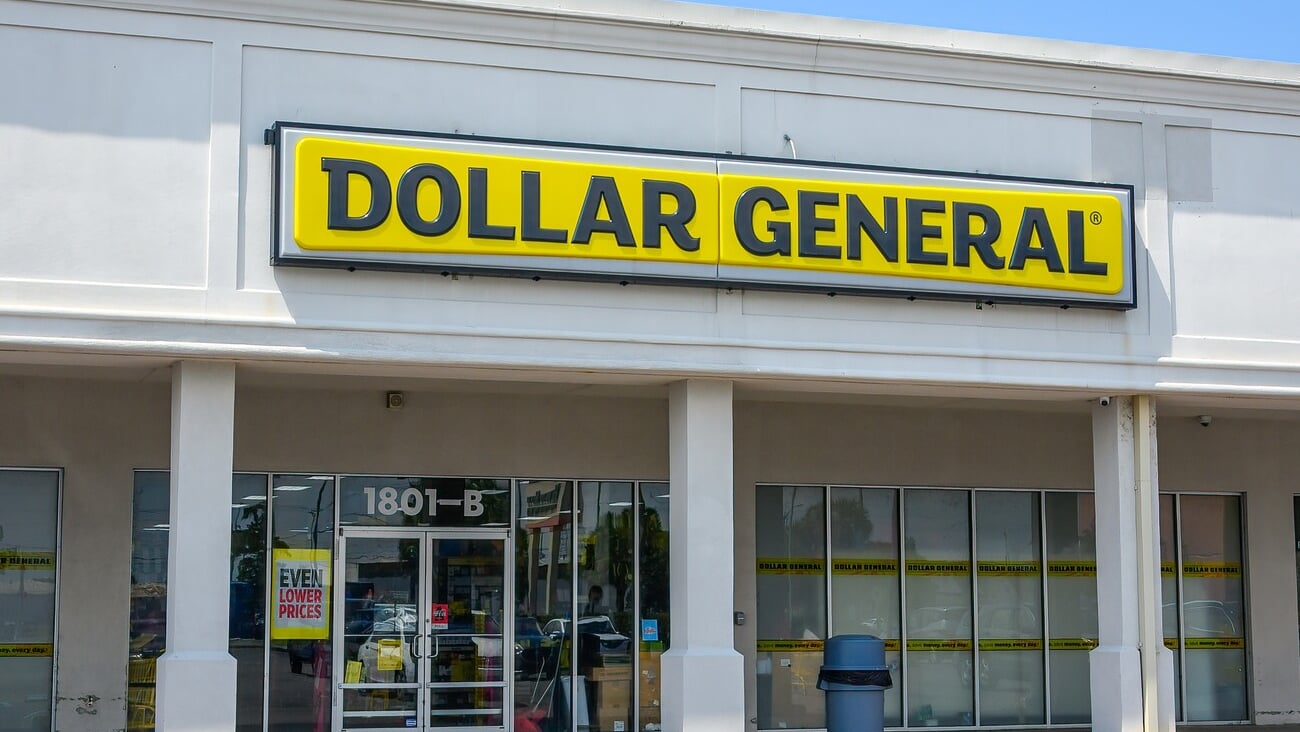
583,584,607,616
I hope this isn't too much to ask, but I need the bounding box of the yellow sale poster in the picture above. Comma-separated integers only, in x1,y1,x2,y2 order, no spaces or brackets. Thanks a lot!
271,548,331,640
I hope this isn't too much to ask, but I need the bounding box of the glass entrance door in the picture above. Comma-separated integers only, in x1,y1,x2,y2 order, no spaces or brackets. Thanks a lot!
336,530,510,732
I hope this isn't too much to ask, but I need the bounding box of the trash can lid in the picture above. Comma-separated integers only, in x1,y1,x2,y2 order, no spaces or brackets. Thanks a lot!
823,634,886,667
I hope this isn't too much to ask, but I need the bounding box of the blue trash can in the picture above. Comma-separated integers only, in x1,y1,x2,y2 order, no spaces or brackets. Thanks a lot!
818,635,892,732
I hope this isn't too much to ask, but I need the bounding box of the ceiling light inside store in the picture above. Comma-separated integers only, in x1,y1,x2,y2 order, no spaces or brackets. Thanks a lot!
231,503,248,509
309,476,333,481
242,495,268,501
152,523,170,528
520,516,549,522
275,485,310,492
609,501,633,507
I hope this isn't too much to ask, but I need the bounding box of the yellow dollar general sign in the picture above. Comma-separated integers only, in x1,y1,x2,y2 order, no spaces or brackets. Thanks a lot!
756,557,825,575
272,124,1135,308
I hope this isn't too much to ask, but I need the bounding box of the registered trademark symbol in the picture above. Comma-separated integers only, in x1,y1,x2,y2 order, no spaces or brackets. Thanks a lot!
1090,211,1103,225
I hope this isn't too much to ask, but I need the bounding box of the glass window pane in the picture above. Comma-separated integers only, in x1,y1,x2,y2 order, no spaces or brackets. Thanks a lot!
129,471,170,732
1159,493,1181,721
268,475,335,732
1044,492,1096,724
829,486,901,726
340,537,419,685
576,482,634,732
342,687,417,727
231,474,268,732
975,491,1043,726
904,489,973,727
0,470,59,732
638,482,669,731
1179,494,1247,721
755,485,826,731
515,480,573,732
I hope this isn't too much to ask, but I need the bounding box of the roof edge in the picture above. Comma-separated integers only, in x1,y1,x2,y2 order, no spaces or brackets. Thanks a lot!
401,0,1300,89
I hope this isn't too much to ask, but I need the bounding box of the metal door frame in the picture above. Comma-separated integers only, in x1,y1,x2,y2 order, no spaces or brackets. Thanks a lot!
334,527,513,732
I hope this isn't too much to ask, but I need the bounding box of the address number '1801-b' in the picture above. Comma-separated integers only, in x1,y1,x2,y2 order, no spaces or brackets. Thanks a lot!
363,485,483,518
270,123,1135,308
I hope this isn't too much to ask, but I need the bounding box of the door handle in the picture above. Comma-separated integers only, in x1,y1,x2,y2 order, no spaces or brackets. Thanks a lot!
410,638,422,660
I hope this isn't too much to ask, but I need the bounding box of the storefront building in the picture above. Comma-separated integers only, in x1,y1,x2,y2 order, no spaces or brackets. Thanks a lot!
3,1,1300,731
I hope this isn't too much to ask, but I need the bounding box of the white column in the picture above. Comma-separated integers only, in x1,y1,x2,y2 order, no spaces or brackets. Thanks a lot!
1090,396,1174,732
157,361,237,732
662,380,745,732
1244,487,1300,723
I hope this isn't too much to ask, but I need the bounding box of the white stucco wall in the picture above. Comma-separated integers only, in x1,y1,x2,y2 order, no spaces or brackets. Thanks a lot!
1,0,1300,398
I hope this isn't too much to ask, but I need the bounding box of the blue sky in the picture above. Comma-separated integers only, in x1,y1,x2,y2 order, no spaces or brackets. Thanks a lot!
680,1,1300,64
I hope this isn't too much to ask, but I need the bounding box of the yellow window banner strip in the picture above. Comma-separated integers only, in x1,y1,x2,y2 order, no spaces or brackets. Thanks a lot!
757,639,901,653
1183,637,1245,650
976,561,1041,576
0,643,53,657
832,559,899,575
1048,638,1099,651
905,559,970,576
1181,562,1241,578
0,552,55,570
978,639,1044,651
1164,637,1178,650
1161,562,1176,577
756,557,825,575
757,640,824,653
1046,560,1096,576
907,639,973,652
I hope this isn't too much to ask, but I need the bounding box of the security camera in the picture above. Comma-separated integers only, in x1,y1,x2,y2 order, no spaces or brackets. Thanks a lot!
1098,396,1112,407
386,391,405,410
1198,415,1212,427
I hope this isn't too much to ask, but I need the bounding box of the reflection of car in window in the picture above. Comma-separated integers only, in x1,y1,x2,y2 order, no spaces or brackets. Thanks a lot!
908,606,972,639
515,616,549,676
1174,600,1239,637
543,615,631,666
977,604,1040,639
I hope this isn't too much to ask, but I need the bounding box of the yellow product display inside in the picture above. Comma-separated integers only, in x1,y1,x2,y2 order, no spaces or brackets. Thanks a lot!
345,660,363,683
376,638,403,671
